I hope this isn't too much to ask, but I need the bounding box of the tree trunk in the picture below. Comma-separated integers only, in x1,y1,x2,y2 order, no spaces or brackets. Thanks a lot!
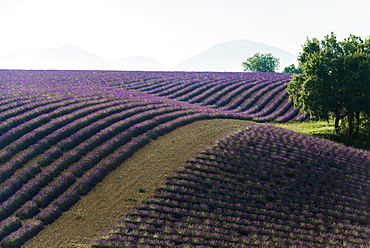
348,112,354,141
334,116,340,134
355,112,360,137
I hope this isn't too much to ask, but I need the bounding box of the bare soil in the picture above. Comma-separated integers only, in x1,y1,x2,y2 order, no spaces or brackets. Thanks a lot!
24,119,249,248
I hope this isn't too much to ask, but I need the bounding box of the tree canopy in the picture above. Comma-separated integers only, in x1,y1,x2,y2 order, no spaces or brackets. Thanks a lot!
287,32,370,142
242,53,280,72
283,64,302,73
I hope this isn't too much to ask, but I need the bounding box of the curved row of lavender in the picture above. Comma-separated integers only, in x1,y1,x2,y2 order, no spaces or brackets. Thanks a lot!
0,69,307,247
90,125,370,247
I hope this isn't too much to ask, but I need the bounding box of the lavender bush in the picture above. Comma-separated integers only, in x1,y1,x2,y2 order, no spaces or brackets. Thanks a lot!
53,189,80,211
35,205,62,225
15,201,40,220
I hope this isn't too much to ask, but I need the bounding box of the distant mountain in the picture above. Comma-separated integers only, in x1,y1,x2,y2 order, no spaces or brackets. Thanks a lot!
172,39,297,72
0,46,165,71
111,56,166,71
0,45,111,70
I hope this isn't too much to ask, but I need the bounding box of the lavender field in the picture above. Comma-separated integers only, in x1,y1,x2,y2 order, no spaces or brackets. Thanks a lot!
0,70,368,247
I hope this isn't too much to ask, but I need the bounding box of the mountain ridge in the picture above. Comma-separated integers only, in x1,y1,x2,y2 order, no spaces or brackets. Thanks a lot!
0,45,165,71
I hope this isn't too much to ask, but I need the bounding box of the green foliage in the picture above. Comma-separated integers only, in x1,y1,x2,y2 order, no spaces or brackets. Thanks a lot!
275,120,335,135
283,64,302,73
242,52,280,72
287,32,370,143
74,209,85,219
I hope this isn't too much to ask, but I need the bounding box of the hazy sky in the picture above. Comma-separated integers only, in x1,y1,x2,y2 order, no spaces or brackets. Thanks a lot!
0,0,369,68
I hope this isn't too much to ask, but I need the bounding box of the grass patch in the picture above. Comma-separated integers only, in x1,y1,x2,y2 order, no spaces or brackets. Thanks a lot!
274,120,370,150
274,120,335,135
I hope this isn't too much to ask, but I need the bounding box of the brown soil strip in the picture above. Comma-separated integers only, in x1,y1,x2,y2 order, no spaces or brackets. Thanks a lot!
24,119,249,248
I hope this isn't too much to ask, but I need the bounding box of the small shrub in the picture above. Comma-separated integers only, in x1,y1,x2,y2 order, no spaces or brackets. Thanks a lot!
74,209,85,219
75,170,105,195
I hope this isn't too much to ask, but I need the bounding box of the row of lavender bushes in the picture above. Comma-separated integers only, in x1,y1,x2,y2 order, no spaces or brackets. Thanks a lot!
89,125,370,247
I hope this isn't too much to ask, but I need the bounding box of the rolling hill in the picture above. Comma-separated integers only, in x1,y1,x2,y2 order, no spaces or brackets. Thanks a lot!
0,70,369,247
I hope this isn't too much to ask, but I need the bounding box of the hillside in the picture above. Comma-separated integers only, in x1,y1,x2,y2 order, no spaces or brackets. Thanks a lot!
0,70,369,247
89,124,370,247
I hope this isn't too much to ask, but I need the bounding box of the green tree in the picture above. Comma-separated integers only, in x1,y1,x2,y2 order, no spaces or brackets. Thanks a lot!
242,53,280,72
283,64,302,73
287,32,370,142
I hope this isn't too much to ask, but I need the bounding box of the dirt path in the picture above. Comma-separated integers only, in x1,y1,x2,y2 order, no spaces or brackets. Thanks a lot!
24,119,249,248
